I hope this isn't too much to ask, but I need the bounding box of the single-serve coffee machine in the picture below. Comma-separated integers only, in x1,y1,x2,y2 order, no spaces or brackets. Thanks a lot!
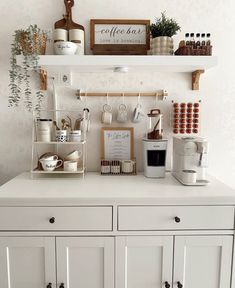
172,136,209,185
143,139,168,178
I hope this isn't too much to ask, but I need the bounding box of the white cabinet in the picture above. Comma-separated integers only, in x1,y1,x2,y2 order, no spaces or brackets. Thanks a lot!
116,236,173,288
0,237,56,288
56,237,114,288
174,235,233,288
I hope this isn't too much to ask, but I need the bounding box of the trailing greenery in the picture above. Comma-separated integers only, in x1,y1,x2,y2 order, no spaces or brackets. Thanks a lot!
150,12,181,38
9,24,47,112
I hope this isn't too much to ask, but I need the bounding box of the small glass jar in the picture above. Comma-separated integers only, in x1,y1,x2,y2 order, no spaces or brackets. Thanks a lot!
147,109,163,139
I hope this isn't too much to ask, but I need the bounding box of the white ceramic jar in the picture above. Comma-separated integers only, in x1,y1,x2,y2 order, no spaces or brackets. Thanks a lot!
36,119,52,142
69,29,85,55
54,28,68,42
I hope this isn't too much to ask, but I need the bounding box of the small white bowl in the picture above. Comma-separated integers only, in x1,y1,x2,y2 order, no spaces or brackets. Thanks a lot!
54,41,77,55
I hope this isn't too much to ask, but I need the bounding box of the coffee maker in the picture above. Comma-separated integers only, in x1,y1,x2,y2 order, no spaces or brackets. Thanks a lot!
143,139,168,178
172,136,209,185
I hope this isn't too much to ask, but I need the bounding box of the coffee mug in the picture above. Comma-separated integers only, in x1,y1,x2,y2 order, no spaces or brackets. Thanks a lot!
40,159,63,172
121,160,135,174
65,150,82,161
101,104,112,124
117,104,128,123
68,130,81,142
41,155,58,161
182,170,197,184
56,130,68,142
64,160,78,172
132,104,145,123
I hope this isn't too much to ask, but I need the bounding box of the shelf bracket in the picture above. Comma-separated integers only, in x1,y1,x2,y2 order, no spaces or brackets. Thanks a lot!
192,69,204,90
39,69,48,91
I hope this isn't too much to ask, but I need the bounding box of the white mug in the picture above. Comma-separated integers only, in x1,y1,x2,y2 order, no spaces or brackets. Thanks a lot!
64,160,78,172
121,160,135,174
132,104,145,123
182,170,197,184
101,104,112,124
40,159,63,172
68,130,81,142
117,104,128,123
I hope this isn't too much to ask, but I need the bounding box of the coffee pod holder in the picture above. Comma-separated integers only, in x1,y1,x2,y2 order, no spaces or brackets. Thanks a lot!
100,159,137,176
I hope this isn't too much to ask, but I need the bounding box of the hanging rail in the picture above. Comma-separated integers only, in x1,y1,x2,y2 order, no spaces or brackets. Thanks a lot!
76,89,168,99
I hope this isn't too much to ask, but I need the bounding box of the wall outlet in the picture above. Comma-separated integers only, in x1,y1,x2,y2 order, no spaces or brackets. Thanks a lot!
48,72,72,86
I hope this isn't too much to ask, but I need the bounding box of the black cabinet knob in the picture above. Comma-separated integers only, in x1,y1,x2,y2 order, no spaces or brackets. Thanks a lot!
174,216,181,223
46,283,52,288
59,284,64,288
49,217,55,224
165,281,170,288
177,281,183,288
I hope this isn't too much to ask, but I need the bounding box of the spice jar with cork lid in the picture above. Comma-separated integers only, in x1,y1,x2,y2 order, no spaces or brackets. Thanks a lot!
147,109,163,139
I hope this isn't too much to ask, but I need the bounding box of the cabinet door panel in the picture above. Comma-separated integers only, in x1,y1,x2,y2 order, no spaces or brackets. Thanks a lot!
116,236,173,288
56,237,114,288
0,237,56,288
174,235,233,288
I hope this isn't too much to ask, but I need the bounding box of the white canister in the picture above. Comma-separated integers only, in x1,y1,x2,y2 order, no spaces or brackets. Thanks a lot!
36,119,52,142
69,29,85,55
54,28,68,42
55,130,68,142
68,130,82,142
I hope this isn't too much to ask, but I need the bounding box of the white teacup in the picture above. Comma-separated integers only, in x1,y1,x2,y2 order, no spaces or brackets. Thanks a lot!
41,155,58,161
64,160,78,172
121,160,135,174
40,159,63,172
65,150,82,161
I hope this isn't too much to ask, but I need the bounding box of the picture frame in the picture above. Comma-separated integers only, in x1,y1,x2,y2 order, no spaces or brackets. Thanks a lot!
90,19,150,55
101,127,134,160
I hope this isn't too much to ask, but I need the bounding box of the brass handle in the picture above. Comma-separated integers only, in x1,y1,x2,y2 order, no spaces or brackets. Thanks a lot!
174,216,181,223
49,217,55,224
165,281,170,288
177,281,183,288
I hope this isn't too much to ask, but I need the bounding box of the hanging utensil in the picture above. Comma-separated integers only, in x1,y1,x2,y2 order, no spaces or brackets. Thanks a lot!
53,121,60,130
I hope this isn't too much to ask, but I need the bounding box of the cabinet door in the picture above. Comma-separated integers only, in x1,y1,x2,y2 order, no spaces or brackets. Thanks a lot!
0,237,56,288
56,237,114,288
116,236,173,288
174,235,233,288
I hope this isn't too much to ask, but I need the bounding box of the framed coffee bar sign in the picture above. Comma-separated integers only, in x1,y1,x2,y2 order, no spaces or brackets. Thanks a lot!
90,19,150,55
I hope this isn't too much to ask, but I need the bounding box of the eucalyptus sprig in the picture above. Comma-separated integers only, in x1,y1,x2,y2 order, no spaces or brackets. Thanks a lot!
8,24,47,112
150,12,181,38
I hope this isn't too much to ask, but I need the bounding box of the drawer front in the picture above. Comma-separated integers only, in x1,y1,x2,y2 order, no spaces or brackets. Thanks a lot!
118,206,234,231
0,207,113,231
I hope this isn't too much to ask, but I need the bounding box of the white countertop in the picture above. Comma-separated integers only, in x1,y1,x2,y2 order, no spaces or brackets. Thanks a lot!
0,172,234,206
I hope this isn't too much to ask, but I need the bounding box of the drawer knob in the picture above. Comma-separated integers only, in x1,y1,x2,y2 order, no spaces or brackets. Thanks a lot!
174,216,181,223
177,281,183,288
59,284,64,288
46,284,52,288
165,281,170,288
49,217,55,224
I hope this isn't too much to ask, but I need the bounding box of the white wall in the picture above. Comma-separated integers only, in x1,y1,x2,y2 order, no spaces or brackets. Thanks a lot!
0,0,235,188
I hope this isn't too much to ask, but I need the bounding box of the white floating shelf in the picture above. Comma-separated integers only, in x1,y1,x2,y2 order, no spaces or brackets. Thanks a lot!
33,141,86,145
32,168,85,174
17,55,217,73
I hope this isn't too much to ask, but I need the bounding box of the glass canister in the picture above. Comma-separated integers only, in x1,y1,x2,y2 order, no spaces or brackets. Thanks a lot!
147,109,163,139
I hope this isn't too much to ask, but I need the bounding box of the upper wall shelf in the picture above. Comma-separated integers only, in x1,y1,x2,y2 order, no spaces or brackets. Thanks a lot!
16,55,218,90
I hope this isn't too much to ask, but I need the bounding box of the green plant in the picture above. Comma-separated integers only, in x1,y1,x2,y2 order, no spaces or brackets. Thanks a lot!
149,12,181,38
9,24,47,112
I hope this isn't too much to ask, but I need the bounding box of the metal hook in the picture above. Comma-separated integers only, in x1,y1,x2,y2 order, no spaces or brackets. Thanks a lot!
106,92,109,105
155,92,159,106
122,92,125,104
138,92,141,104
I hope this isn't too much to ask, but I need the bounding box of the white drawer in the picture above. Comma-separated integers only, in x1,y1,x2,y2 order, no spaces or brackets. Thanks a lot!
118,206,234,231
0,206,113,231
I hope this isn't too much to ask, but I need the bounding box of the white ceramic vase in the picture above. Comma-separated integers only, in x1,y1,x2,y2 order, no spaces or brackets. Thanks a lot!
149,36,174,55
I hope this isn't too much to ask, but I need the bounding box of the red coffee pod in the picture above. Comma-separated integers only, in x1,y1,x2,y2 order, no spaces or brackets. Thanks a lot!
193,124,199,129
194,114,199,118
174,119,179,124
173,103,179,108
180,113,186,119
180,119,186,123
174,108,179,113
186,123,192,129
187,118,192,123
174,124,179,129
174,113,179,119
193,129,198,133
187,113,192,118
180,129,185,134
180,103,186,108
173,129,179,134
186,129,192,134
194,108,199,113
193,118,199,123
181,108,186,113
187,102,193,107
180,124,186,129
194,103,199,107
187,108,192,113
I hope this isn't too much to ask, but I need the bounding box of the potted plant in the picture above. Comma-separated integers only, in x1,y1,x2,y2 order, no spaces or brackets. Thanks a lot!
149,12,181,55
9,24,47,112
